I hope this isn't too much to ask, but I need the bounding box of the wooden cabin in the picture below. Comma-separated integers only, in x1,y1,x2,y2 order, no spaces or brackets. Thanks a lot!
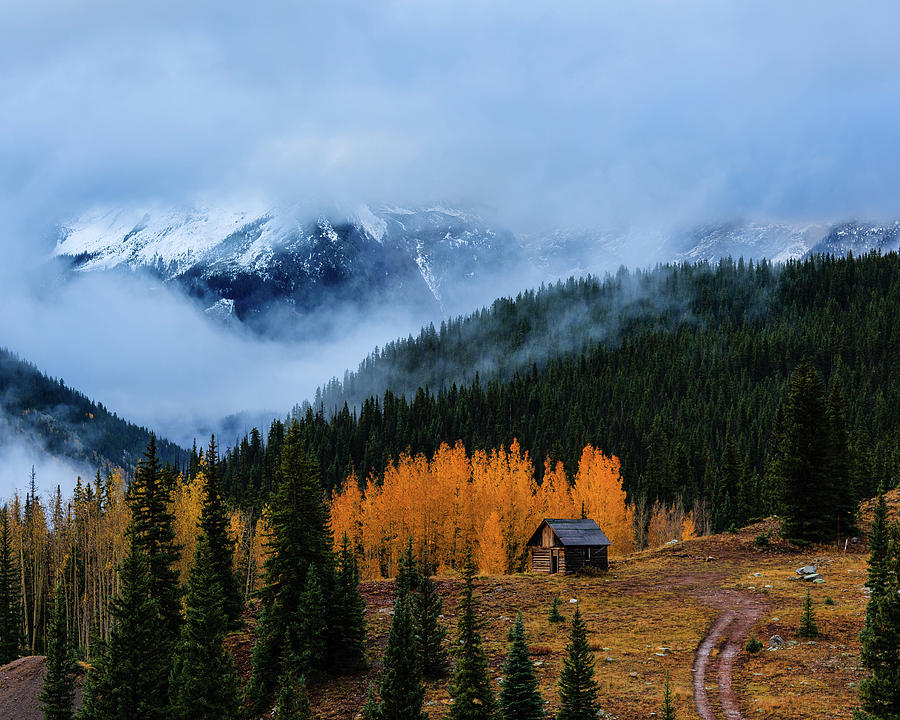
527,518,611,574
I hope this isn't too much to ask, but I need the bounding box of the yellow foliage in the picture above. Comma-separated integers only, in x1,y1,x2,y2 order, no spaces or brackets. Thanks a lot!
475,511,507,574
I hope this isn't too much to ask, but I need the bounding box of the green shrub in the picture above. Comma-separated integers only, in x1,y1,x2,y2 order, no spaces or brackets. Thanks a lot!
745,636,763,653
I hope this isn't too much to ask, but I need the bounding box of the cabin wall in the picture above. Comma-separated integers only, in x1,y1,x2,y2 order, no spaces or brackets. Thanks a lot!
531,548,552,573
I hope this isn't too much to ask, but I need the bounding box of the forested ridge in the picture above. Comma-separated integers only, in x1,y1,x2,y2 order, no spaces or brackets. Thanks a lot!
0,348,185,471
222,252,900,533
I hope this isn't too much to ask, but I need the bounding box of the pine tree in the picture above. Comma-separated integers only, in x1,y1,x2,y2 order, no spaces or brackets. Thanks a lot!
557,605,599,720
200,436,243,626
40,584,77,720
659,670,676,720
274,669,311,720
78,539,168,720
295,564,327,680
415,553,448,680
798,589,818,638
395,537,421,600
865,494,890,627
367,595,427,720
827,379,858,539
247,421,336,709
449,548,495,720
128,435,182,656
333,534,367,671
768,362,839,544
169,537,242,720
0,505,21,664
499,612,543,720
548,596,565,623
856,527,900,719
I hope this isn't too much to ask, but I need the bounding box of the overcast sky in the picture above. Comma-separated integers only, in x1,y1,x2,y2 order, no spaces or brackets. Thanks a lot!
3,0,900,235
2,0,900,494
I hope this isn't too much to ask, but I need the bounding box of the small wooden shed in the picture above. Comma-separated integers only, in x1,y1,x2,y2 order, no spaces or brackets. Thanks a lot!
527,518,611,574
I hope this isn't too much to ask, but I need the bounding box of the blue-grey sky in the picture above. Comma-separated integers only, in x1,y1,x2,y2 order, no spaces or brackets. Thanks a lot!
3,0,900,234
2,0,900,496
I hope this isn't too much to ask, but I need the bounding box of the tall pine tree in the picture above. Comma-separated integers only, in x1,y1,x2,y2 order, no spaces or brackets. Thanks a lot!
415,549,448,680
200,436,243,626
169,536,242,720
333,534,367,671
0,505,21,664
557,605,599,720
247,421,336,710
78,538,169,720
365,595,426,720
127,435,182,655
499,612,543,720
449,548,495,720
40,584,77,720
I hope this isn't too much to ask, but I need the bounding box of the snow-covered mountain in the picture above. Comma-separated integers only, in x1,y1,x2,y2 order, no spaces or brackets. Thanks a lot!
55,205,899,336
55,204,527,333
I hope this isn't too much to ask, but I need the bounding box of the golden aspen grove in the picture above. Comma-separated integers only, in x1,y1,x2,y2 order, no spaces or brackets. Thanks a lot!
331,440,696,579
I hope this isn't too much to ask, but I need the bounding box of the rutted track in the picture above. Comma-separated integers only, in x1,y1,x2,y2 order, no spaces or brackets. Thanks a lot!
691,590,765,720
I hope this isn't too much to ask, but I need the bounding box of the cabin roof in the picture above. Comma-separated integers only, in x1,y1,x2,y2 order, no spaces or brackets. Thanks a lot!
527,518,611,547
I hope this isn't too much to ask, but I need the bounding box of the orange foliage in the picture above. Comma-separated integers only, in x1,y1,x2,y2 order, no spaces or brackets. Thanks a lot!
170,468,203,584
330,440,634,578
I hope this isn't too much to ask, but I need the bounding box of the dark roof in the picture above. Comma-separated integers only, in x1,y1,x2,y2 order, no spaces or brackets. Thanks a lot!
527,518,611,547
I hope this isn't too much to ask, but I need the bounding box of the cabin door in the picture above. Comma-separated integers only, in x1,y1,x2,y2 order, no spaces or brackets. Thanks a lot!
550,549,558,574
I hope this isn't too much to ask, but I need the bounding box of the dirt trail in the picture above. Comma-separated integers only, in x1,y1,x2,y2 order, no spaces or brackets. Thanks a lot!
690,588,765,720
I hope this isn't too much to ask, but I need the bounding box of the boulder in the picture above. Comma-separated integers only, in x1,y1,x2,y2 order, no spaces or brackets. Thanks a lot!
802,573,823,582
769,634,786,649
797,564,817,576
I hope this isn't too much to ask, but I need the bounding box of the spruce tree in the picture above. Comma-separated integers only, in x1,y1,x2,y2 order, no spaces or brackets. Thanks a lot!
0,505,21,664
499,612,543,720
367,595,427,720
449,548,495,720
295,564,327,681
798,589,818,638
247,421,336,709
200,436,243,626
856,527,900,719
128,435,182,657
827,379,858,538
40,584,77,720
659,670,676,720
274,669,311,720
78,539,168,720
548,596,565,623
396,537,421,600
415,552,448,680
768,361,839,544
333,534,367,671
169,537,242,720
557,605,599,720
865,494,890,627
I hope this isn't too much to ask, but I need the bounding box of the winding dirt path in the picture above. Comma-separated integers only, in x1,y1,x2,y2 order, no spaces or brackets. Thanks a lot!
691,589,765,720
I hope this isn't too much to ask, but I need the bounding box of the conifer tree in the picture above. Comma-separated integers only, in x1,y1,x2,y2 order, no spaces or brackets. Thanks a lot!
333,534,367,671
128,435,182,656
415,550,447,680
557,605,599,720
78,538,168,720
0,505,21,664
827,379,857,539
768,362,839,544
865,494,890,627
659,670,676,720
40,584,77,720
296,564,327,680
274,669,311,720
856,527,900,719
449,548,495,720
247,421,336,709
548,596,565,623
366,595,427,720
395,537,421,600
499,612,543,720
798,589,818,638
200,436,243,626
169,537,242,720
